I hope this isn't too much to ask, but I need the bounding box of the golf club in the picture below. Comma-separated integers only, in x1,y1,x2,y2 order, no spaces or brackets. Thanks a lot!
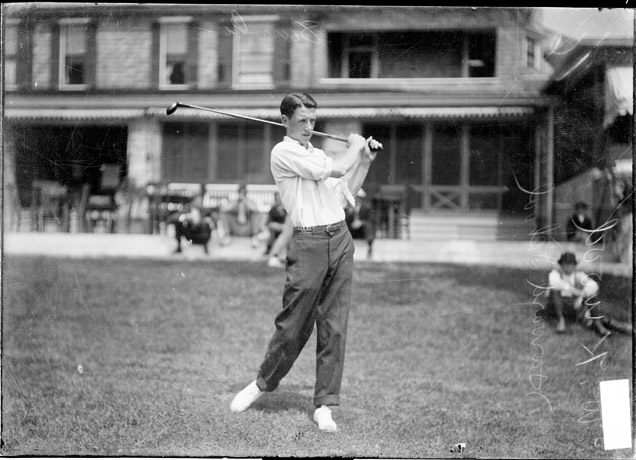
166,102,382,150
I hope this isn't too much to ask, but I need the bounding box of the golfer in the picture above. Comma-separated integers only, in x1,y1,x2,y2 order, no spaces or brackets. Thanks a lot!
230,93,380,432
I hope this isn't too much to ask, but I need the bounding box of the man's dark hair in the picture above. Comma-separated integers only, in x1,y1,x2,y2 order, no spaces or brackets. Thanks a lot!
574,201,588,211
558,252,578,266
280,93,317,118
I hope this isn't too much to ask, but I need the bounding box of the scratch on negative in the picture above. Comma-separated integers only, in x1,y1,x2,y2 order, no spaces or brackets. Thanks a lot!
575,352,608,367
74,273,92,318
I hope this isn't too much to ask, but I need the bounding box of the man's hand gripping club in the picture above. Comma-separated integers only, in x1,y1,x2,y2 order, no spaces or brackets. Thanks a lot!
330,134,382,178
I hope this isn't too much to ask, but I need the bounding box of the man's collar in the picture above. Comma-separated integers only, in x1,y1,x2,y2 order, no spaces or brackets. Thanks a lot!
284,136,313,151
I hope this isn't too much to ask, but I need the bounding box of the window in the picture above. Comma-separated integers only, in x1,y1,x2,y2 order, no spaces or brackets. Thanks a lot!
4,21,19,89
328,30,496,79
59,19,89,89
344,34,378,78
159,19,191,88
466,32,496,78
218,15,290,89
526,36,539,70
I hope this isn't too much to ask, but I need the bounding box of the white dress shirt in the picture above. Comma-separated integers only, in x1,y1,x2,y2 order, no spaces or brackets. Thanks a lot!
548,268,599,298
270,136,354,227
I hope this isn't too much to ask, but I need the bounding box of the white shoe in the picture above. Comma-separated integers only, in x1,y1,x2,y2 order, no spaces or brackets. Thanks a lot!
313,405,337,432
267,257,285,268
230,380,263,412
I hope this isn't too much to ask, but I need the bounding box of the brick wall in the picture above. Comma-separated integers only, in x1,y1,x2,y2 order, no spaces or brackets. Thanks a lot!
197,20,218,89
31,22,52,90
311,27,328,82
290,25,315,87
496,27,522,81
96,17,153,89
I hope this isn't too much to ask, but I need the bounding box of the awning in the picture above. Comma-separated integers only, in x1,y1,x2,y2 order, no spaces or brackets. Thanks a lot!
148,106,534,120
4,106,534,122
604,66,633,128
3,108,147,121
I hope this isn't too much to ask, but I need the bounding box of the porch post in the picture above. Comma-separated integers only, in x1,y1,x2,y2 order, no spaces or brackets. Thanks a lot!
422,122,432,211
2,131,21,232
545,105,555,238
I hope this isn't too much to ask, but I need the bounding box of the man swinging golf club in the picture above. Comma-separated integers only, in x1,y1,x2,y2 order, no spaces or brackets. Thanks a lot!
230,93,381,432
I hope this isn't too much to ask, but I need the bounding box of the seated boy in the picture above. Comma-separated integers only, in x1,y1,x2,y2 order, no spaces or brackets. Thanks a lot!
547,252,631,336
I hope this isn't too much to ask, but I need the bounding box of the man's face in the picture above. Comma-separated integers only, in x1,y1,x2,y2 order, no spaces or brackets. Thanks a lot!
282,105,316,147
561,263,576,275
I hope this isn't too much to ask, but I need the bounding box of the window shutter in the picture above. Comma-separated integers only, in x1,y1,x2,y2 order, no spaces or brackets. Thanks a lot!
51,21,60,88
187,21,199,88
217,22,233,87
16,20,32,90
150,22,160,88
273,21,291,86
85,21,97,88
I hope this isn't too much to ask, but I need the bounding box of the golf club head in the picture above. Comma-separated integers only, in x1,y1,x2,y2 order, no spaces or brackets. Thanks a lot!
166,102,181,115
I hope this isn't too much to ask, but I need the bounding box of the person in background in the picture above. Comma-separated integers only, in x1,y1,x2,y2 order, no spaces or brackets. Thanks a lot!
173,184,214,255
547,252,631,336
219,184,260,245
263,192,288,256
344,188,375,258
566,202,594,243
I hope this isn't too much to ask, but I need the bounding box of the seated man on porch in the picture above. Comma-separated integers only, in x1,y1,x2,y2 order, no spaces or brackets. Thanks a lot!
345,188,375,258
263,192,288,256
218,184,261,244
174,184,215,255
566,201,594,243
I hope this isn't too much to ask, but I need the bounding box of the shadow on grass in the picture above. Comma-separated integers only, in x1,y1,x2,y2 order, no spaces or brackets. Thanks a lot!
251,390,314,417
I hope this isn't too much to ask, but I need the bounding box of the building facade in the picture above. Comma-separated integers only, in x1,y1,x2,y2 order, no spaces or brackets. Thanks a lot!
3,5,555,236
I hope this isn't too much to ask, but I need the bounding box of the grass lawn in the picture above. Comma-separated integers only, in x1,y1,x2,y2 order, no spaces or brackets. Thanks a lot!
1,255,632,458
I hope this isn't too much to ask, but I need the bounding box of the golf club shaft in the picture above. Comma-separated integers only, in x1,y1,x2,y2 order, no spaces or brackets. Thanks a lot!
167,102,349,143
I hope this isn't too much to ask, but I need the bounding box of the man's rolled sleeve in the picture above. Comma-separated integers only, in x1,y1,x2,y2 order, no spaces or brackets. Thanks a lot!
578,273,599,298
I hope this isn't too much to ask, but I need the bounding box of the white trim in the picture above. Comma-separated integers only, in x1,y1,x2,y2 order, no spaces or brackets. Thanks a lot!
232,15,280,23
158,16,193,24
58,17,91,25
320,77,501,87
